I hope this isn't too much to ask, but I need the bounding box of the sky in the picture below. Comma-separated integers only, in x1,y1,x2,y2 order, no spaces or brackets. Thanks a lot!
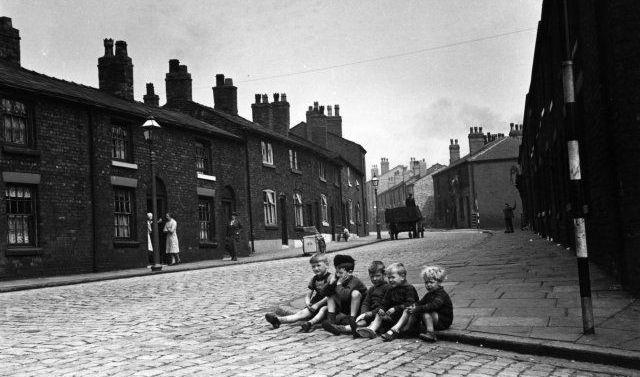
2,0,541,177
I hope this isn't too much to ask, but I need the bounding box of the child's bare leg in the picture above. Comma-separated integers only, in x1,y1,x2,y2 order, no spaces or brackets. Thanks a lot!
421,312,439,332
349,291,362,317
389,309,411,333
279,308,312,324
325,296,337,322
308,306,327,325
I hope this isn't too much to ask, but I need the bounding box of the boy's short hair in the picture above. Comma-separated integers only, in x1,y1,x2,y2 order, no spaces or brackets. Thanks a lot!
333,254,355,272
309,253,328,265
368,261,385,275
386,262,407,277
421,266,446,282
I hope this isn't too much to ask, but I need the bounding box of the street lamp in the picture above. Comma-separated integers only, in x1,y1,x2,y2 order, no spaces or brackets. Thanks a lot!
142,115,162,272
371,173,381,239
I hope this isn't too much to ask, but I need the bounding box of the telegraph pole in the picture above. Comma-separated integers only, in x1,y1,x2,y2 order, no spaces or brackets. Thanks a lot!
561,0,594,334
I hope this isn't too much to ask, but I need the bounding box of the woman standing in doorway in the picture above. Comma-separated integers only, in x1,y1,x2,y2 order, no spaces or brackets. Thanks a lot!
164,212,181,265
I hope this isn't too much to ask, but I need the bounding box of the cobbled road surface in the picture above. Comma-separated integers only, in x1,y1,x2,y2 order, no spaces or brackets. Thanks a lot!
0,232,635,376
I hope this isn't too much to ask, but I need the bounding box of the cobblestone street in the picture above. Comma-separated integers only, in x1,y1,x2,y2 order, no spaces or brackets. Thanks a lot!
0,232,635,376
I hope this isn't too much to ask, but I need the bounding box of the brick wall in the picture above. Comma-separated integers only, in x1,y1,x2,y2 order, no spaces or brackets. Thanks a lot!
473,160,521,229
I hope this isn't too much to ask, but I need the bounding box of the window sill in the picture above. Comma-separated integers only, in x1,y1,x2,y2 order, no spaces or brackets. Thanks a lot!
113,240,140,248
290,168,302,175
199,241,218,248
2,145,40,157
264,225,279,230
262,162,276,169
322,221,330,227
197,173,217,181
111,160,138,170
319,177,326,182
6,247,43,256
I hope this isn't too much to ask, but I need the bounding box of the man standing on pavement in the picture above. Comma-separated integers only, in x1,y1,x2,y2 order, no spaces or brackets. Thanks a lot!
228,212,242,261
503,202,517,233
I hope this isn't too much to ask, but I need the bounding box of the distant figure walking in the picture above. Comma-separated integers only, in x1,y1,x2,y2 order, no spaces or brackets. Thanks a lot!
227,212,242,261
503,202,517,233
405,194,416,207
164,213,181,265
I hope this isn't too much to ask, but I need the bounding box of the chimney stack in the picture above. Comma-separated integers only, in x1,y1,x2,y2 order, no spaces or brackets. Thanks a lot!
271,92,290,134
165,59,192,107
143,83,159,107
98,39,134,100
468,125,485,155
371,164,379,179
306,102,327,147
381,157,390,174
252,92,272,128
0,17,20,66
449,139,460,165
213,73,238,115
326,103,342,137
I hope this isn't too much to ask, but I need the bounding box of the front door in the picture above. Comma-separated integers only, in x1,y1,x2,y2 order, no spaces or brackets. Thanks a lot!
280,195,288,245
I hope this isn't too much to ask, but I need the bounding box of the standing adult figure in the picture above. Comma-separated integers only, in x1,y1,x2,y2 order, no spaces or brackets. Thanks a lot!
228,212,242,261
146,212,154,265
503,202,517,233
164,212,181,265
405,193,416,207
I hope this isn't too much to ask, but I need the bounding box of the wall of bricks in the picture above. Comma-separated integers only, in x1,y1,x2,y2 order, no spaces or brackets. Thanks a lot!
518,0,640,292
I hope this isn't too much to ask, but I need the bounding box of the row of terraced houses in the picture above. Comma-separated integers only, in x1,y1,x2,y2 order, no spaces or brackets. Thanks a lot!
0,16,367,279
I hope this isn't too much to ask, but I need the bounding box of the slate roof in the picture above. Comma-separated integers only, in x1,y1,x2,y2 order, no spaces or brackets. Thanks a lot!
180,102,340,160
433,136,521,176
0,61,240,140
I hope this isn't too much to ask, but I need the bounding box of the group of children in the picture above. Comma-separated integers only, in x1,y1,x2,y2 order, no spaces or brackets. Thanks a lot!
264,253,453,342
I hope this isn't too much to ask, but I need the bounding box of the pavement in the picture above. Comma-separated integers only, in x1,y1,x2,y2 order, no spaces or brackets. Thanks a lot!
0,235,382,293
1,229,640,372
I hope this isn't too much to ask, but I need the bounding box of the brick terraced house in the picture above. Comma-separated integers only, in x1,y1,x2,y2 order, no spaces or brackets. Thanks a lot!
518,1,640,292
433,125,522,229
0,17,367,279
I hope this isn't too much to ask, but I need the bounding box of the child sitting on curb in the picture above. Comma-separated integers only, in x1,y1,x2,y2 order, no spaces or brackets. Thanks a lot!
321,254,367,337
323,260,389,337
264,253,331,332
356,262,419,339
408,265,453,342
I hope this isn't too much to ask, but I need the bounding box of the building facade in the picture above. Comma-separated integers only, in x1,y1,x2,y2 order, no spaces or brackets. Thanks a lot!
0,17,367,279
517,0,640,292
433,126,522,229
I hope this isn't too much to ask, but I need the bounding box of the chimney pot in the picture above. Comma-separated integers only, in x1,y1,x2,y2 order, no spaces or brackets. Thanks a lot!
450,139,453,145
273,93,279,102
455,139,458,144
169,59,180,72
114,40,128,56
215,74,225,87
327,105,333,116
469,127,473,133
319,105,324,114
308,106,313,111
103,38,114,56
510,123,514,131
281,93,287,102
255,94,261,103
313,101,319,111
224,78,233,86
334,104,340,116
146,83,154,94
479,126,483,133
262,94,269,103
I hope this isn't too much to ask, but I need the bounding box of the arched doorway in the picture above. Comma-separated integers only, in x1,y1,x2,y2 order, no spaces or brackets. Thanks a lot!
147,177,167,261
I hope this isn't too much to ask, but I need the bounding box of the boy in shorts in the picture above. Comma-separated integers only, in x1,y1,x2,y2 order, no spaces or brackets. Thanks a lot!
321,254,367,337
264,253,330,332
408,265,453,342
356,262,419,339
324,260,390,337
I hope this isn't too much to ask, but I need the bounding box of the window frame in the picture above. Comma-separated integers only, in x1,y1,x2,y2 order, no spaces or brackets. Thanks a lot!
347,167,352,186
289,149,299,171
320,194,328,225
111,123,133,162
5,184,37,247
195,140,212,175
261,141,274,165
293,192,304,227
198,196,215,242
319,161,326,182
355,201,361,225
348,199,354,225
263,189,277,226
113,186,135,239
1,97,32,147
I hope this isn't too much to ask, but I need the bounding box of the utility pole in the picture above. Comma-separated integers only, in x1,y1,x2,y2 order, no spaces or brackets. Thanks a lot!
561,0,594,334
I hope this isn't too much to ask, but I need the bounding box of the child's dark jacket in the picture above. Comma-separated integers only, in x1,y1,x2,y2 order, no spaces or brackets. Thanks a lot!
382,282,419,312
361,283,390,313
307,271,332,304
412,286,453,329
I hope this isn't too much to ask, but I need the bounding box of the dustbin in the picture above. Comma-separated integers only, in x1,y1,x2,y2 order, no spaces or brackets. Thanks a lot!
301,226,325,255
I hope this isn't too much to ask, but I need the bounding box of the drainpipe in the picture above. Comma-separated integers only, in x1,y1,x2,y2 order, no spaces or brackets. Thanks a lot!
87,108,98,272
243,130,255,253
